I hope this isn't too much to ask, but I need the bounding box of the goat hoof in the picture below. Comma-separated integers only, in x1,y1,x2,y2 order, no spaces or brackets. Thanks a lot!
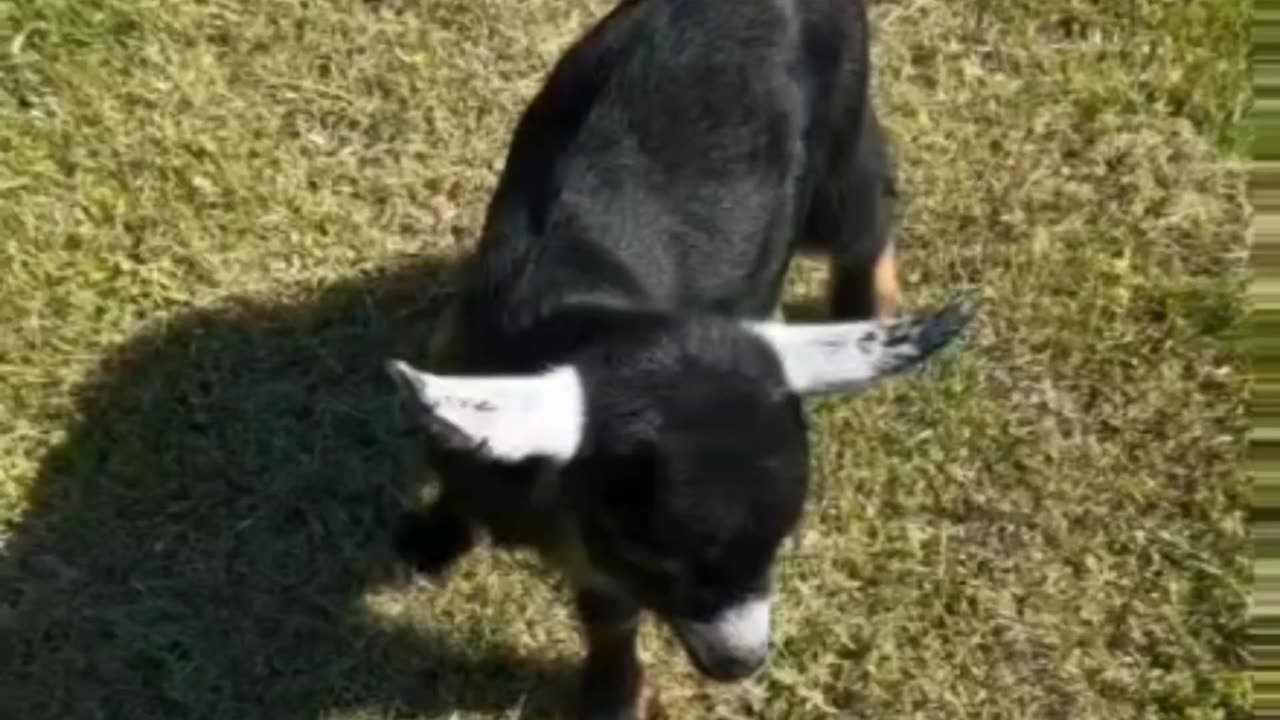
577,682,665,720
576,706,639,720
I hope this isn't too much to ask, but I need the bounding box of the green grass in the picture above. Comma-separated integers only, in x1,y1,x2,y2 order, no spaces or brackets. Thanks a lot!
0,0,1250,718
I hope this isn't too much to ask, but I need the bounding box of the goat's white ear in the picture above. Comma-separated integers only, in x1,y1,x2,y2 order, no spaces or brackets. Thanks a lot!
385,360,586,464
746,297,977,396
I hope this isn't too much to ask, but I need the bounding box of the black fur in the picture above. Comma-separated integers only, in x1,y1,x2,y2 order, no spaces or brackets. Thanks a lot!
394,1,915,717
571,317,808,613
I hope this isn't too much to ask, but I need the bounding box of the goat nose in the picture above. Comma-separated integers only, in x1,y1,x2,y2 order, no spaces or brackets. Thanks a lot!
695,645,769,682
672,595,772,682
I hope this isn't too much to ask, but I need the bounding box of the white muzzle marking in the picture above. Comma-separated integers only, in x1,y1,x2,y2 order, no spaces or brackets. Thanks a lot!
674,595,771,680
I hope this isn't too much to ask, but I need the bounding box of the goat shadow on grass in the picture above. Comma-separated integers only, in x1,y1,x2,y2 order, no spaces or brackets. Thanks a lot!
0,256,574,720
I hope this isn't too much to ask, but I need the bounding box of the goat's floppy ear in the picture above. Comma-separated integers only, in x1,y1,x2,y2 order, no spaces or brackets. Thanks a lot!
747,296,977,396
385,360,586,464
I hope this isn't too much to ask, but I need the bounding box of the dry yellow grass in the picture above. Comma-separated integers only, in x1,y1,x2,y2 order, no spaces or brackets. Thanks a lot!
0,0,1250,718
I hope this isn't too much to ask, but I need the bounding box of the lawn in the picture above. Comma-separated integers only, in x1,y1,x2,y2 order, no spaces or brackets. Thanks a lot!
0,0,1251,718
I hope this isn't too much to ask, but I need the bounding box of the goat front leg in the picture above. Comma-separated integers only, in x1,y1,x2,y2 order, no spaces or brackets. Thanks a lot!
574,585,644,720
393,501,475,578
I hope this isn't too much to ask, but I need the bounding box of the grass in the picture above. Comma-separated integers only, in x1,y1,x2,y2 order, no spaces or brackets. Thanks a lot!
0,0,1250,718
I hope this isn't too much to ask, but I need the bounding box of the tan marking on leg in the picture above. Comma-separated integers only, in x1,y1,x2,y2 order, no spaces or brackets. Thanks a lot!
873,245,900,321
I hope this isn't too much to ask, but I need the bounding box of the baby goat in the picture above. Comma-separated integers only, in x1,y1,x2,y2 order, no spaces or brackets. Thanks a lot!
387,0,974,717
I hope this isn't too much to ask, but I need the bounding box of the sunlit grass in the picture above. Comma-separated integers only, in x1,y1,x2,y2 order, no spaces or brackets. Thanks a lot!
0,1,1249,717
